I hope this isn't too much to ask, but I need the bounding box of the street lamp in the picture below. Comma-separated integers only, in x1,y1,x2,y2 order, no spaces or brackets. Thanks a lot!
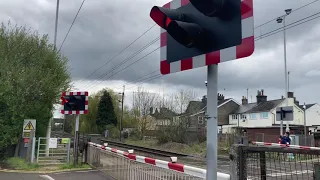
303,103,307,145
276,8,292,135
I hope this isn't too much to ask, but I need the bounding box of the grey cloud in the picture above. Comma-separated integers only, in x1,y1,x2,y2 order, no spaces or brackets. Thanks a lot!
1,0,320,105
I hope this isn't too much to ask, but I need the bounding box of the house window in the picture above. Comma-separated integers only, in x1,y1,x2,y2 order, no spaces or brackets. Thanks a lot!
198,116,204,124
249,113,257,120
260,112,268,119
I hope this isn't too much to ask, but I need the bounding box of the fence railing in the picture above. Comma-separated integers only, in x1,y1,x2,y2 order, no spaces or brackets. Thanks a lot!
87,142,230,180
230,142,320,180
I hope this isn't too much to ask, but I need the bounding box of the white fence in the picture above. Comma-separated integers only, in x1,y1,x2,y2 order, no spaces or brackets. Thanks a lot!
87,142,230,180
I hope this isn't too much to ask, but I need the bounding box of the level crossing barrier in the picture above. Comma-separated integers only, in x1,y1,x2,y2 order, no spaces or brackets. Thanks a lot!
251,141,320,150
87,142,230,180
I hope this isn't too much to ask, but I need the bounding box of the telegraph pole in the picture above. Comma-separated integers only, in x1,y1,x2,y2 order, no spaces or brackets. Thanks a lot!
119,86,125,141
46,0,60,157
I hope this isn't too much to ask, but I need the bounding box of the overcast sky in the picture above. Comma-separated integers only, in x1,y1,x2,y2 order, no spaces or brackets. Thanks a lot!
1,0,320,113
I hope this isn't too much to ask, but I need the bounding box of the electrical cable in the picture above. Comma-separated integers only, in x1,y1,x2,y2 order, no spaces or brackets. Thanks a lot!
58,0,86,52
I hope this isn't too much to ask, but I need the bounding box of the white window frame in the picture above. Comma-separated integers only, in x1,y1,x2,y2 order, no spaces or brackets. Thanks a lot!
198,116,204,124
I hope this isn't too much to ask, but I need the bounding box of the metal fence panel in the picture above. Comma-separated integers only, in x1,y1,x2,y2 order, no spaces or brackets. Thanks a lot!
87,146,204,180
36,137,71,165
232,144,320,180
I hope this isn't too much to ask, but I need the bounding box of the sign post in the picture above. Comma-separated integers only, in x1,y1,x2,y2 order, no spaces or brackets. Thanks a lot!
61,91,88,165
206,64,218,179
276,106,294,134
149,0,254,179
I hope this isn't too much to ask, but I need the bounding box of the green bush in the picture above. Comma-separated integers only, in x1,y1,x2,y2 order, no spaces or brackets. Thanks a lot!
130,129,143,140
106,124,120,139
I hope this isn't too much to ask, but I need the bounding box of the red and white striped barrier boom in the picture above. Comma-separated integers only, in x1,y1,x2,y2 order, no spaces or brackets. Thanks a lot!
88,142,230,180
251,141,320,150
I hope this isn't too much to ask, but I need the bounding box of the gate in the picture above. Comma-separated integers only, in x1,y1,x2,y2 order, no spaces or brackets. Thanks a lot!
36,137,71,165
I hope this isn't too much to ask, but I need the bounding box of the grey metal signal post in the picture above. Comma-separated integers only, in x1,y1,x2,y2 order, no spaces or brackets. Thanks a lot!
74,114,80,165
206,64,218,180
149,0,255,179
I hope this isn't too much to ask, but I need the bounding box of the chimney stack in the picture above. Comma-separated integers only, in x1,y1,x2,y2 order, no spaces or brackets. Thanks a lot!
256,89,267,104
242,96,248,105
287,92,294,98
294,96,299,106
202,95,207,105
217,93,224,101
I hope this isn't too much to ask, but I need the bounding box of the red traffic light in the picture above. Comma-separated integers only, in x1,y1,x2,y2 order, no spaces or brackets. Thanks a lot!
61,96,68,104
167,21,204,48
150,6,183,29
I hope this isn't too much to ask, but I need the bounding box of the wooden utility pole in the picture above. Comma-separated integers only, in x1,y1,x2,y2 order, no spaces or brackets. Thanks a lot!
119,86,125,141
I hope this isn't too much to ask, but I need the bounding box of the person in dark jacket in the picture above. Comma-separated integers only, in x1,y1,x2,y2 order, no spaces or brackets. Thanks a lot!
281,132,291,145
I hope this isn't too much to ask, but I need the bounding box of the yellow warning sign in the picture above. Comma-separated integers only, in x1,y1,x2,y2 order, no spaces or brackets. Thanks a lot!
24,121,35,130
22,119,36,138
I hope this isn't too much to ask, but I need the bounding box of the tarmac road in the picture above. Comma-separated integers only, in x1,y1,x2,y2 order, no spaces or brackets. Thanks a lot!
0,170,113,180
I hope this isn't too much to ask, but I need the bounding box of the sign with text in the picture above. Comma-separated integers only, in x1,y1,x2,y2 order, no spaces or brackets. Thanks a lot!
49,138,58,148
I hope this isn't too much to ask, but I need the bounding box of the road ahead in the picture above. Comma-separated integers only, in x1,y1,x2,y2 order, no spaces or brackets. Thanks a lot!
0,170,112,180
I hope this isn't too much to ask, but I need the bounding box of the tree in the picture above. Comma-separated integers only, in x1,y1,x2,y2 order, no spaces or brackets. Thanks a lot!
173,89,198,114
133,86,159,138
96,90,117,133
155,89,197,144
79,92,102,133
0,22,70,155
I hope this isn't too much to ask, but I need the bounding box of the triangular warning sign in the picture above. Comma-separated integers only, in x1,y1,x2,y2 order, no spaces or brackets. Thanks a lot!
24,121,34,130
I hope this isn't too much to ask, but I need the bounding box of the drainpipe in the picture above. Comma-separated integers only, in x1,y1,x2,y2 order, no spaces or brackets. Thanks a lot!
272,112,276,125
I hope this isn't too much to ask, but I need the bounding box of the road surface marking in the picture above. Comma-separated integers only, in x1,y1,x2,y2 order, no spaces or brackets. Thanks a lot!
53,170,98,174
39,175,55,180
75,170,98,173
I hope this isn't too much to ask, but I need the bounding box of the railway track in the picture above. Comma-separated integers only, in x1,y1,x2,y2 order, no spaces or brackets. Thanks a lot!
51,131,189,158
100,139,189,158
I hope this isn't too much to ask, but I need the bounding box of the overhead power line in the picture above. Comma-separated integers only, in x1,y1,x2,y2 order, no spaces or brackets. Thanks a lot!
58,0,86,52
79,24,156,83
83,37,160,90
84,4,320,91
254,0,319,28
118,11,320,91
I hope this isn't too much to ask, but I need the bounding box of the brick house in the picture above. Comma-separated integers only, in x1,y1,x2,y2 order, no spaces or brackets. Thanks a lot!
179,93,240,135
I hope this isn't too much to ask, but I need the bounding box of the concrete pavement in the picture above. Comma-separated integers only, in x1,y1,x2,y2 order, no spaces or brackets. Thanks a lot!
0,170,113,180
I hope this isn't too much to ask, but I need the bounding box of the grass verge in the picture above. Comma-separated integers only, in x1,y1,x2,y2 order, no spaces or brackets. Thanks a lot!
3,157,91,172
6,157,40,171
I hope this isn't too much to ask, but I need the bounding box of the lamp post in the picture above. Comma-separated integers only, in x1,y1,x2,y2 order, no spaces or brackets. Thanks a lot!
276,8,292,135
303,103,307,145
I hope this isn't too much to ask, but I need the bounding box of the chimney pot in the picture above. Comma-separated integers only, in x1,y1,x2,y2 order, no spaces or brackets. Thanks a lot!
242,96,248,105
287,92,294,98
256,90,267,104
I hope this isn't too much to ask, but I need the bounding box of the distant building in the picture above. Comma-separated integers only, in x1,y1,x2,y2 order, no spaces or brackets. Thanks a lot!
223,90,312,143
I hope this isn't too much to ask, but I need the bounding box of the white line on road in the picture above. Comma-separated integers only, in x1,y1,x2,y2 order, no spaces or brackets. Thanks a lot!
75,170,98,173
53,170,98,175
39,175,55,180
